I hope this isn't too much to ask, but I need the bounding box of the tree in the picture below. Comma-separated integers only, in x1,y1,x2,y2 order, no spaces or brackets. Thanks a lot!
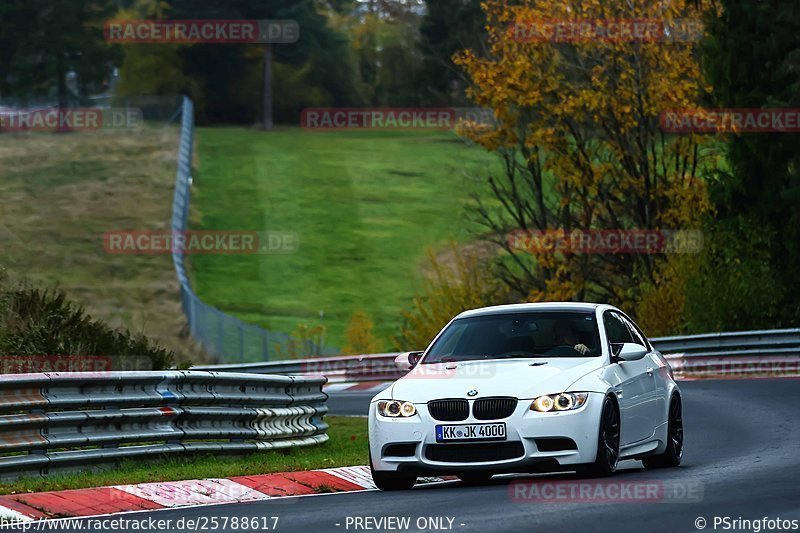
168,0,360,124
0,0,116,104
342,310,383,354
114,0,193,98
330,0,426,107
419,0,486,105
701,0,800,324
454,0,715,315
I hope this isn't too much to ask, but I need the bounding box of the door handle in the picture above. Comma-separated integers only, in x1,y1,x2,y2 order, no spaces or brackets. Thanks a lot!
646,367,654,376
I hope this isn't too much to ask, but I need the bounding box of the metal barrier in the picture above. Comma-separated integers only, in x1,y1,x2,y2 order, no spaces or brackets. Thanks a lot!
650,328,800,356
196,328,800,381
0,371,328,480
653,328,800,378
195,353,405,383
171,97,319,363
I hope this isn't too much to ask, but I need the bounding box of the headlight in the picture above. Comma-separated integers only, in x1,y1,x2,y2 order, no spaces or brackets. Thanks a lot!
377,400,417,418
530,393,589,412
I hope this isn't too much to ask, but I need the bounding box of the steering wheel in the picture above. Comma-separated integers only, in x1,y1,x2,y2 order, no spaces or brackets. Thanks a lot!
542,345,582,356
496,350,540,358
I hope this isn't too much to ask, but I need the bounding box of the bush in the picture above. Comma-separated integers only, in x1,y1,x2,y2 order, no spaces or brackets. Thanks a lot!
342,311,384,355
0,270,175,371
636,217,788,336
271,322,327,360
681,218,787,333
397,243,501,350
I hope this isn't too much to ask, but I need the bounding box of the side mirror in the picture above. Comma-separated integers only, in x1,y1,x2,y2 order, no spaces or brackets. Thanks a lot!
394,351,424,371
611,343,648,362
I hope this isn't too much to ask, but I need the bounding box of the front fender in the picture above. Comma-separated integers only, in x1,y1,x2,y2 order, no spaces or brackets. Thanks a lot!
564,369,614,395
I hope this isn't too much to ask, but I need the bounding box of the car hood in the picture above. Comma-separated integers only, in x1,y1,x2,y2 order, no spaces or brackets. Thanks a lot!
386,357,605,402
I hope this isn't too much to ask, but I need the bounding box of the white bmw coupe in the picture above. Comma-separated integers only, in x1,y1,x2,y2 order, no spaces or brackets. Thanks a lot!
368,303,683,490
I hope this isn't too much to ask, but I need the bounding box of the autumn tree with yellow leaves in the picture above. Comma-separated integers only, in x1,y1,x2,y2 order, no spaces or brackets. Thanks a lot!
342,310,384,355
454,0,718,322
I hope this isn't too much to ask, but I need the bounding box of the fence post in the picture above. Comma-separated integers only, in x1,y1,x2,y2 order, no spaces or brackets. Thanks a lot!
216,309,225,359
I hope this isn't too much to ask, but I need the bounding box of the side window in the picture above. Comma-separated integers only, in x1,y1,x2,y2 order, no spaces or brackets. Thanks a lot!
604,312,633,345
620,315,648,348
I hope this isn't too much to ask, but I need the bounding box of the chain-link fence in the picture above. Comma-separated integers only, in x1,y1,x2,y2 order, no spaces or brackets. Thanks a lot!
171,97,323,363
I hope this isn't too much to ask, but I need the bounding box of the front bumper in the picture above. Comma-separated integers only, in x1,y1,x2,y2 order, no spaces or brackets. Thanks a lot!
368,393,604,475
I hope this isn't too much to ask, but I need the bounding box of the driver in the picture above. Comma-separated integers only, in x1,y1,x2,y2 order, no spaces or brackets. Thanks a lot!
553,320,590,355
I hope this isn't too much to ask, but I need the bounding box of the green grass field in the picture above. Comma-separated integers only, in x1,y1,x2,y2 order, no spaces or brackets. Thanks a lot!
190,128,499,352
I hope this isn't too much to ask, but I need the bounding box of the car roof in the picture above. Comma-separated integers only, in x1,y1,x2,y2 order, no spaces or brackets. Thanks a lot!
456,302,602,319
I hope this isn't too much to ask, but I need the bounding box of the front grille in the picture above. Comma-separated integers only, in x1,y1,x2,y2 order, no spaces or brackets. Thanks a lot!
472,397,518,420
427,399,469,421
425,442,525,463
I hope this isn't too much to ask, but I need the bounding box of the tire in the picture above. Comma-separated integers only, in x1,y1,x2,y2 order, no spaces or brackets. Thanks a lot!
457,472,493,484
578,396,620,477
370,454,416,491
643,394,683,469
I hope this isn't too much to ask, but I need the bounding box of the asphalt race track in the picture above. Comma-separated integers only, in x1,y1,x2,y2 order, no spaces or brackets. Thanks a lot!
40,379,800,533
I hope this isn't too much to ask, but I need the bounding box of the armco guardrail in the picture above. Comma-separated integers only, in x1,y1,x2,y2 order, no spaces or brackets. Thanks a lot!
196,329,800,381
650,328,800,356
653,328,800,378
195,353,405,382
0,371,328,480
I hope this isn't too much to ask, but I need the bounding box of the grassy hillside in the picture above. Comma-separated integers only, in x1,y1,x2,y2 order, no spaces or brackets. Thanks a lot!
190,127,500,351
0,125,200,362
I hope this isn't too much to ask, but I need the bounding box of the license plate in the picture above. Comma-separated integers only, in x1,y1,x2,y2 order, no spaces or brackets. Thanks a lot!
435,422,506,442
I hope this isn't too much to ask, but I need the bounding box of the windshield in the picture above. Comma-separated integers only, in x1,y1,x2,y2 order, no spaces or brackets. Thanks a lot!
423,312,601,363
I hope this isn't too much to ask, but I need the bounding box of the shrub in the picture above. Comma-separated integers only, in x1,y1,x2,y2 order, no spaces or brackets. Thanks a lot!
342,310,384,355
0,270,175,371
397,243,501,350
272,322,327,359
681,217,786,332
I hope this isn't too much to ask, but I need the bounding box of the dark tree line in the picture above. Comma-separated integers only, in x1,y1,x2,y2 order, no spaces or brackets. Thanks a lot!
694,0,800,329
0,0,487,123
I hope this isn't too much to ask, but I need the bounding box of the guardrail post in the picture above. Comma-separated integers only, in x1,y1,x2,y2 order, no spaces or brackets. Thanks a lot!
29,408,47,456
